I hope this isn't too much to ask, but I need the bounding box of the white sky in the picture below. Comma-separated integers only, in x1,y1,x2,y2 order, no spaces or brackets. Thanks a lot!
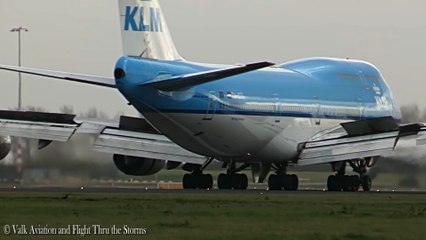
0,0,425,117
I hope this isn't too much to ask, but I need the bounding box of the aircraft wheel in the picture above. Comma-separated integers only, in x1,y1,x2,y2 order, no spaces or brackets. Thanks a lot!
268,174,281,190
230,174,247,190
289,174,299,191
327,175,342,191
202,174,213,189
183,173,195,189
351,175,360,192
218,173,231,189
361,175,372,192
239,174,248,190
282,174,297,190
343,175,353,192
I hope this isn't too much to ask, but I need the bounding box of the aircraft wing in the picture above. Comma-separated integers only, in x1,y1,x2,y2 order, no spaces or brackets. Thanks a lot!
297,117,426,166
0,64,116,88
0,110,206,165
141,61,274,91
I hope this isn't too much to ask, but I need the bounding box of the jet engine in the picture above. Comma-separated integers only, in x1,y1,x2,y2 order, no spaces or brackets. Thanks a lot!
113,154,165,176
0,135,11,160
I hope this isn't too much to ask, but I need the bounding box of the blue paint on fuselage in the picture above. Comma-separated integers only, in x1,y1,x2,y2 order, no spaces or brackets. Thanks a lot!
115,56,400,121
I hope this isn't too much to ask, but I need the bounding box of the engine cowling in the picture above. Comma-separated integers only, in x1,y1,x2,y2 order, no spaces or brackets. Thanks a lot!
0,136,11,160
113,154,165,176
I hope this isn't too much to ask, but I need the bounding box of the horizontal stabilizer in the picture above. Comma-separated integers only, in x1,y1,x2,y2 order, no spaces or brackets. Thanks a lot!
141,61,274,91
0,64,116,88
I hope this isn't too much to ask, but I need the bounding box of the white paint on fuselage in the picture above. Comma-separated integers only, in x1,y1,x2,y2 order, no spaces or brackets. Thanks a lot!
144,111,349,163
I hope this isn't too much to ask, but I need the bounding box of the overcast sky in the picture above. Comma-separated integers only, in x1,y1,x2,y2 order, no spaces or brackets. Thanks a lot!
0,0,425,117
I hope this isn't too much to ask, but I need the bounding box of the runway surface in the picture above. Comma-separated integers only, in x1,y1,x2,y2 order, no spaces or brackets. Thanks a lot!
1,186,425,195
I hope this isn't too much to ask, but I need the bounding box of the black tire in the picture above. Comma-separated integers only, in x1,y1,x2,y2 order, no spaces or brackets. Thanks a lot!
290,174,299,191
231,174,244,189
268,174,281,190
183,173,194,189
351,175,360,192
343,175,353,192
231,174,240,189
327,175,335,191
282,175,291,190
240,174,248,190
361,175,372,192
203,174,213,189
327,175,342,191
218,173,231,189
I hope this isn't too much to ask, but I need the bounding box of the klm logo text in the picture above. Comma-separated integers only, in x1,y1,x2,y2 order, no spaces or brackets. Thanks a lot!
124,6,163,32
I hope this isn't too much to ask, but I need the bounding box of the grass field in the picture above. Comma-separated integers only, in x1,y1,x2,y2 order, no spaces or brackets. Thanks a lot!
0,191,426,240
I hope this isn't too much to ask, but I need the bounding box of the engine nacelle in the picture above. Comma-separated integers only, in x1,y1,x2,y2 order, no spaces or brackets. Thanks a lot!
0,136,11,160
113,154,165,176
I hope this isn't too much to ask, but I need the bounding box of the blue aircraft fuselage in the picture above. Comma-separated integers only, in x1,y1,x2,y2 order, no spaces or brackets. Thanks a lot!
114,56,401,163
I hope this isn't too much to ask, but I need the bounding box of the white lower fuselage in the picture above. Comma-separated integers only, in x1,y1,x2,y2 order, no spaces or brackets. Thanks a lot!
141,110,346,163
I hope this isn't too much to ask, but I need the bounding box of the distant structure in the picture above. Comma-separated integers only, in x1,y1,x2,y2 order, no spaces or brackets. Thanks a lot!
10,26,29,174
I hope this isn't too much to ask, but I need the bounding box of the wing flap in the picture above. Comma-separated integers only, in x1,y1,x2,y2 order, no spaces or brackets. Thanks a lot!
340,116,398,136
298,131,399,166
93,128,206,165
297,117,425,166
0,64,116,88
141,61,274,91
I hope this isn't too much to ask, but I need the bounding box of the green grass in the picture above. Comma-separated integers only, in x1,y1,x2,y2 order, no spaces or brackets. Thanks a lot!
0,192,426,239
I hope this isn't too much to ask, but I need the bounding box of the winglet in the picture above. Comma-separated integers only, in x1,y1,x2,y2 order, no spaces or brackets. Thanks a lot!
141,61,274,91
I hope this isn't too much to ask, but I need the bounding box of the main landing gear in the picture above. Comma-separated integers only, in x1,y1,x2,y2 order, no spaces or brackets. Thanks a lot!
182,159,250,190
183,172,213,189
217,162,249,190
268,163,298,191
182,158,214,189
327,159,373,192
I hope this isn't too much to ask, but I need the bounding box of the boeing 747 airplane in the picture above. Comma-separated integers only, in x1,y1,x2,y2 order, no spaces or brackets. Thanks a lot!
1,0,425,191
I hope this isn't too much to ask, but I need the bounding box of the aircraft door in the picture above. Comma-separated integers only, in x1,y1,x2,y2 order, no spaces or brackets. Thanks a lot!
203,91,217,120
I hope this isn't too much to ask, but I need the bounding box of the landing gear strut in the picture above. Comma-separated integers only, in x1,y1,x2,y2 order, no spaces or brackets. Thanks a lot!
217,162,249,190
327,159,373,192
182,158,214,189
268,163,298,191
